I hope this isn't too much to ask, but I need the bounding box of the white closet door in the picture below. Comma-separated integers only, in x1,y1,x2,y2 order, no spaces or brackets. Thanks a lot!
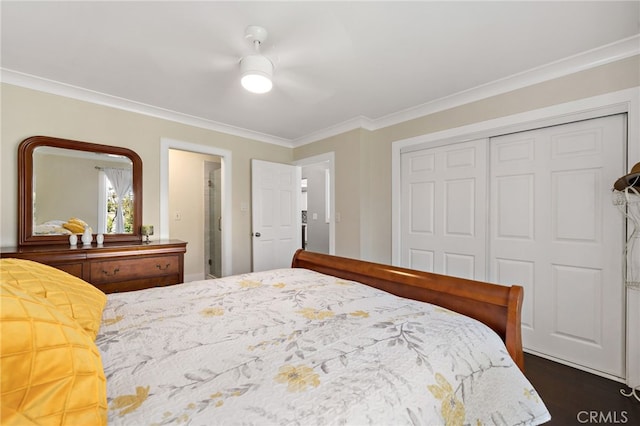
490,115,626,378
400,140,487,279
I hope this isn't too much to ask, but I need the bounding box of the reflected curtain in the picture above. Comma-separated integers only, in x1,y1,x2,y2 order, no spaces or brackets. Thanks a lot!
103,167,132,233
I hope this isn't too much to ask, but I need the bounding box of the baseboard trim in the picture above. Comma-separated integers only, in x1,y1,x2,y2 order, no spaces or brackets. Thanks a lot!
524,348,625,384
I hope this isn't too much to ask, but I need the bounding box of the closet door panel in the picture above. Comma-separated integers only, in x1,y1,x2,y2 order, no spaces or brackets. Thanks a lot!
400,139,487,279
490,114,626,378
494,258,535,329
495,174,534,240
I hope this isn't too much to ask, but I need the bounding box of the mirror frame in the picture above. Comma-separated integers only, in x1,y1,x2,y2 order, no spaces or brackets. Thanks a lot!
18,136,143,245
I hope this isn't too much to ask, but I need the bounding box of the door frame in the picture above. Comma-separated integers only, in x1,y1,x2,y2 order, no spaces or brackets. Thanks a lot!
160,137,233,277
294,152,336,255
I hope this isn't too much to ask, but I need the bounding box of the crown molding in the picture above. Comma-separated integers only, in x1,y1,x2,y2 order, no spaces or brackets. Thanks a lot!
291,116,376,147
0,69,293,148
370,34,640,133
293,34,640,147
2,34,638,149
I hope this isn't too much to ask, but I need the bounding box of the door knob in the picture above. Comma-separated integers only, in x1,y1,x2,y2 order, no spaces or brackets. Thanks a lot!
254,232,261,237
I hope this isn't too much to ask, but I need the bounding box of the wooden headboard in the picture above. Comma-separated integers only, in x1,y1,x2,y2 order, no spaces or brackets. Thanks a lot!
291,249,524,370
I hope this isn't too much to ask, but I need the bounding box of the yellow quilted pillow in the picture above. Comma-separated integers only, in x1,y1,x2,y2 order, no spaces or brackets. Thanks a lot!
62,222,85,234
0,258,106,340
0,284,107,425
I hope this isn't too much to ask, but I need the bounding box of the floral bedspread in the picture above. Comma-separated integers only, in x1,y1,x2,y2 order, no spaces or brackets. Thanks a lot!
96,268,550,425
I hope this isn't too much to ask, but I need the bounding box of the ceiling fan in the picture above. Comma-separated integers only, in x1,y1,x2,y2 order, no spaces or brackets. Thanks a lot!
209,22,352,103
239,26,274,94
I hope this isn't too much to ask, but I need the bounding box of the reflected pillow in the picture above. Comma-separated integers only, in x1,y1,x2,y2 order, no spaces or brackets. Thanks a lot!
0,258,106,340
0,284,107,425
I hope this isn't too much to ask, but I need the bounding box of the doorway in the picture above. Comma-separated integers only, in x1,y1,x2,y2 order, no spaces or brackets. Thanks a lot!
160,138,233,280
301,162,331,254
294,152,335,255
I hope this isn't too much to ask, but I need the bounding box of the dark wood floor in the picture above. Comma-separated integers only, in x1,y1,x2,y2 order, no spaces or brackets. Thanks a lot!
524,353,639,425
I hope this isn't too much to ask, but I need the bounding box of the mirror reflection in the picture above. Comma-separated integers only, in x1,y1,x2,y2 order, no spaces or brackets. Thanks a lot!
32,146,134,236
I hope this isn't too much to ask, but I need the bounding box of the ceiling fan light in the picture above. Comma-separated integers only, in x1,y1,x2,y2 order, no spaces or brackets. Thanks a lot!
241,73,272,94
240,55,273,94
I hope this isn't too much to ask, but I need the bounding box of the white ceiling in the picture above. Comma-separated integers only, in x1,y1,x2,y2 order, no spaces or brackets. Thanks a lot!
2,1,639,146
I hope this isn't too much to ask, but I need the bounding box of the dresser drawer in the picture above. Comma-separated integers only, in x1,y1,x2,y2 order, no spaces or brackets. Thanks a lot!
90,255,180,284
94,276,182,294
51,262,85,279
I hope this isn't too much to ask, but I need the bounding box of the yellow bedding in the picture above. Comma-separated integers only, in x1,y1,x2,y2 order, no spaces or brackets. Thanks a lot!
1,258,106,339
1,259,108,425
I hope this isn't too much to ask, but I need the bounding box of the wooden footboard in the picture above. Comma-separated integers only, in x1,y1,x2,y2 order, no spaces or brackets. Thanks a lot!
291,249,524,371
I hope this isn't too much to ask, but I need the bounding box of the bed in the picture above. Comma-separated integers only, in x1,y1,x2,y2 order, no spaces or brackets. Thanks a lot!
32,220,72,236
32,218,91,236
1,250,550,425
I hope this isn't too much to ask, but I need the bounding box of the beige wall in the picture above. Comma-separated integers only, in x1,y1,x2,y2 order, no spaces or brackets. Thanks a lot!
1,84,291,275
2,55,638,274
294,55,640,264
294,128,367,259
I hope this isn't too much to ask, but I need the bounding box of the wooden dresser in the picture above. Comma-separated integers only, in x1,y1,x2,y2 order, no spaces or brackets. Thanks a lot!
1,240,187,294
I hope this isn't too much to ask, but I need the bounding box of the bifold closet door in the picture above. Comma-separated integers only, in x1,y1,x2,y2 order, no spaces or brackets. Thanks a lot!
490,114,626,378
400,139,487,279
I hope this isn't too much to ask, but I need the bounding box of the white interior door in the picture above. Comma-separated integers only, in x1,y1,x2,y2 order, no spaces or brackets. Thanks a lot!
400,139,487,279
490,115,626,378
251,159,301,272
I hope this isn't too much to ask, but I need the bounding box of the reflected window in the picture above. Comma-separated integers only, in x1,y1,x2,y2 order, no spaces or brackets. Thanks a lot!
97,169,134,234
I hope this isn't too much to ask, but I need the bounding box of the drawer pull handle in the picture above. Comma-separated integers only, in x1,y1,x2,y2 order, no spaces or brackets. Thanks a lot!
156,263,171,271
102,268,120,276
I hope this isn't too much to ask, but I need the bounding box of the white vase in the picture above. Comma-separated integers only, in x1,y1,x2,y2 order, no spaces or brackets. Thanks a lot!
96,234,104,245
69,234,78,246
81,226,92,245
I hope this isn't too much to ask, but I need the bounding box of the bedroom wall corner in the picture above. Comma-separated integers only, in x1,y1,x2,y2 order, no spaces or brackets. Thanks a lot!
292,55,640,267
293,129,364,260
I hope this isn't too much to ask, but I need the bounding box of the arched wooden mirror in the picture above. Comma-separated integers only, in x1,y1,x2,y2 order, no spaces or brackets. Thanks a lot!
18,136,143,245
